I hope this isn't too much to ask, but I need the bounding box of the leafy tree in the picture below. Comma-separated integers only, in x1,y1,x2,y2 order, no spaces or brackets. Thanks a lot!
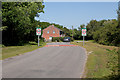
2,2,44,45
93,19,120,46
118,1,120,27
61,27,70,36
73,28,82,40
86,20,98,39
80,24,85,28
86,20,107,40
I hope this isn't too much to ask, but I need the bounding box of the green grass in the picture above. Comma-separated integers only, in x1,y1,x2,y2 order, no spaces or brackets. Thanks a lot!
1,42,46,60
71,41,119,78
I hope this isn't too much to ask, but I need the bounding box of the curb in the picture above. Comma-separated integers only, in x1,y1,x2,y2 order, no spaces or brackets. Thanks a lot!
80,46,88,78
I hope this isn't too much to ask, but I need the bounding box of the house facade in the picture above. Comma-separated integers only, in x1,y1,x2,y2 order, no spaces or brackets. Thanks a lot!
42,25,65,41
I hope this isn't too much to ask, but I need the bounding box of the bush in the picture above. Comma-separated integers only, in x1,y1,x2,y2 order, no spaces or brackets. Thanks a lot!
52,37,59,42
106,49,119,75
40,37,45,42
59,37,65,41
70,37,74,42
92,19,120,46
35,37,45,43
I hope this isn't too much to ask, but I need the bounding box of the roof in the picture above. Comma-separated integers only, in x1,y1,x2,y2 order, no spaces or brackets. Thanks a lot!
52,25,62,31
43,25,62,31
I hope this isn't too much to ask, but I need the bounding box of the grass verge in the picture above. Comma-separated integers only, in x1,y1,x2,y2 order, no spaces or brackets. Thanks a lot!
1,42,46,60
71,41,119,78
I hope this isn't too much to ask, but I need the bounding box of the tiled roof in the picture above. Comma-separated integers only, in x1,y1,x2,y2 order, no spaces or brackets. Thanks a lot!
51,25,62,31
43,25,62,31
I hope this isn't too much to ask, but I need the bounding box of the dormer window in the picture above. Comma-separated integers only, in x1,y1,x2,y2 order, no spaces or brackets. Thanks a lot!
53,31,55,34
47,31,49,34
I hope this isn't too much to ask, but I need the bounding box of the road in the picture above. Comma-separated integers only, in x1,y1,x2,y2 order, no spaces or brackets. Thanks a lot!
2,42,87,78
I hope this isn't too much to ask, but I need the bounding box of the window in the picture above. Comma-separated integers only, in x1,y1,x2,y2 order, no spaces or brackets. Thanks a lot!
47,31,49,34
53,31,55,34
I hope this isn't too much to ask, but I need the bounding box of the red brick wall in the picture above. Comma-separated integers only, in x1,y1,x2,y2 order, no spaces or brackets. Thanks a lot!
42,25,60,40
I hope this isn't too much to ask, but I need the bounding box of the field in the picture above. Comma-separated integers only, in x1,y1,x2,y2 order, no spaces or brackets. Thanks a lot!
1,42,46,60
71,41,119,78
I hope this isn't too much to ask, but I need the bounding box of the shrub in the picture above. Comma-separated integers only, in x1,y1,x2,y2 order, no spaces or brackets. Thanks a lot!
52,37,60,42
59,37,65,41
70,37,74,42
40,37,45,42
106,49,119,78
35,37,45,43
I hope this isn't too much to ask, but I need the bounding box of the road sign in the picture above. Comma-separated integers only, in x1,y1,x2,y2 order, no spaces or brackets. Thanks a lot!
36,27,41,46
82,28,87,46
36,28,41,36
82,28,87,36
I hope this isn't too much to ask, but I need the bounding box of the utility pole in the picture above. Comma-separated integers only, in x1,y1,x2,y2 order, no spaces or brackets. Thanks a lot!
72,26,73,39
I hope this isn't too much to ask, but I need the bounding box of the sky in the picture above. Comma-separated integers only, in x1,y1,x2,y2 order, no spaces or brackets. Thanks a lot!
35,2,118,29
43,0,119,2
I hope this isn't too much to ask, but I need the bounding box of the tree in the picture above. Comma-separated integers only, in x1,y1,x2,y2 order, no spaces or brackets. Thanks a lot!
86,20,106,40
80,24,85,28
86,20,98,39
93,19,120,46
73,28,82,40
118,1,120,27
2,2,44,45
85,18,120,46
62,27,71,36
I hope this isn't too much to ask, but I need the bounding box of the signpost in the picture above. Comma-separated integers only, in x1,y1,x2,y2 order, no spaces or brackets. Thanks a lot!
36,27,41,46
82,28,87,46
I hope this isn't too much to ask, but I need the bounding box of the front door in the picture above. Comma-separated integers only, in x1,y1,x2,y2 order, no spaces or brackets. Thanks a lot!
49,36,52,40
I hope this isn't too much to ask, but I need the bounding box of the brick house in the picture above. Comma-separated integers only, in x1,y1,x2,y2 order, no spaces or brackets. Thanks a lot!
42,25,65,41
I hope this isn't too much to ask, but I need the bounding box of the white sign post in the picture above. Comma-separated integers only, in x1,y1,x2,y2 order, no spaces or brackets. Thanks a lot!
82,28,87,46
36,27,41,46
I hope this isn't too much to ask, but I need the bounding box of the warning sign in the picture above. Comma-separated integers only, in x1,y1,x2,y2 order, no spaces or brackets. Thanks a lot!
82,28,87,36
36,28,41,36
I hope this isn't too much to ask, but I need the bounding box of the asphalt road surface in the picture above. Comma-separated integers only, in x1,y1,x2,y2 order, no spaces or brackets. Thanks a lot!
2,42,87,78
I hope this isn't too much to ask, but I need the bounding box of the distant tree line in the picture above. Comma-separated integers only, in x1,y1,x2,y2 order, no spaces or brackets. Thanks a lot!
71,18,120,46
73,2,120,46
84,2,120,46
73,20,119,46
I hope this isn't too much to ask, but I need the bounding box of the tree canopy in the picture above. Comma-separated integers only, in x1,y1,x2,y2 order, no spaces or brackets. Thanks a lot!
2,2,44,45
86,19,120,46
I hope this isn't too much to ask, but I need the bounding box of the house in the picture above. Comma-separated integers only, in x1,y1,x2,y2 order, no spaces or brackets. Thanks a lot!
42,25,65,41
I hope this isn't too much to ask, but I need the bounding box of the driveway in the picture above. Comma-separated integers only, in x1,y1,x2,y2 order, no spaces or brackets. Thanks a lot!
46,42,71,45
2,42,87,78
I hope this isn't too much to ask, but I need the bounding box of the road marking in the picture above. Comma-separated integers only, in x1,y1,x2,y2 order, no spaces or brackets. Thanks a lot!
45,45,59,47
45,45,79,47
